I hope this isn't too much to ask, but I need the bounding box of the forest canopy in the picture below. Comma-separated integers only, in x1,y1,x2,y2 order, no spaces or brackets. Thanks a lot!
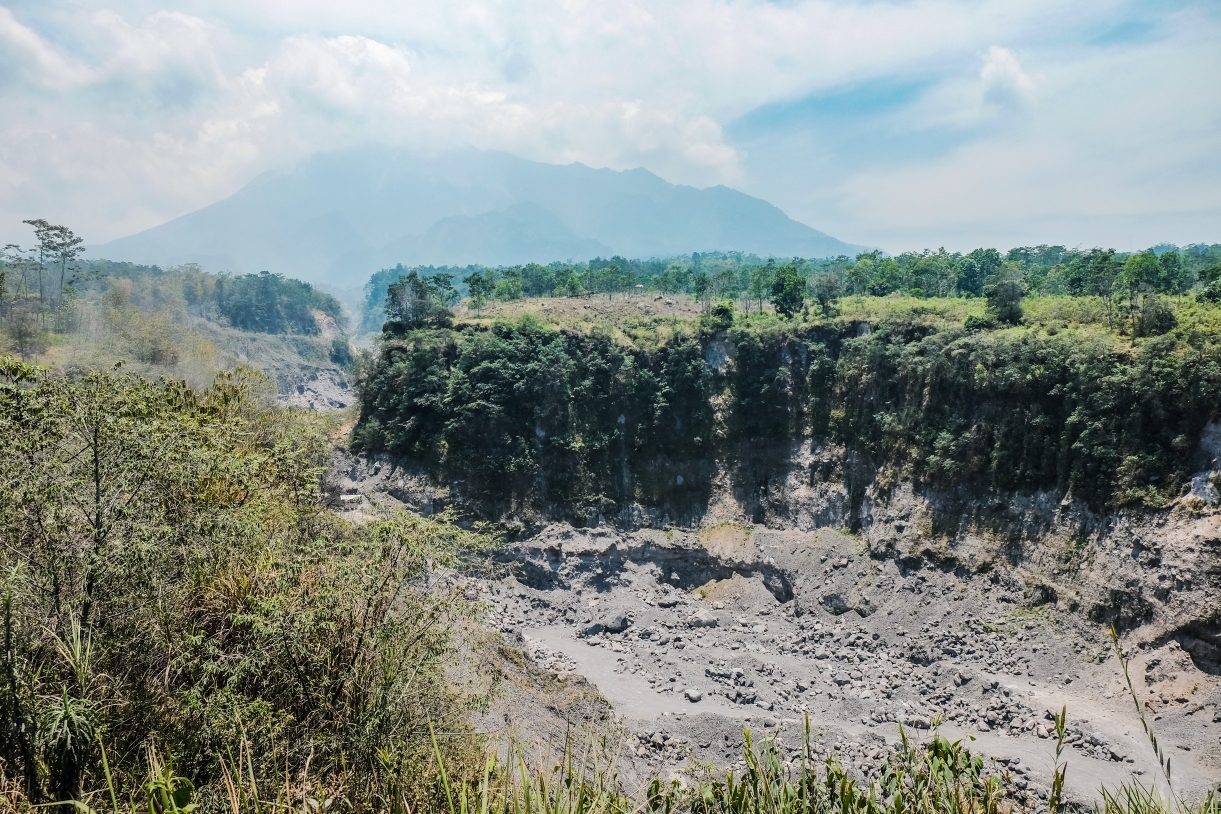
352,299,1221,519
358,243,1221,331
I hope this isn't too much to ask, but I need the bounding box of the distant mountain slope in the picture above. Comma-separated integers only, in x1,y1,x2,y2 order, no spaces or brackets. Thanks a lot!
379,202,613,267
98,148,868,285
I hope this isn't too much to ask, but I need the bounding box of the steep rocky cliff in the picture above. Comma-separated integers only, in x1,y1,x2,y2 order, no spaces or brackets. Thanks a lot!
344,298,1221,793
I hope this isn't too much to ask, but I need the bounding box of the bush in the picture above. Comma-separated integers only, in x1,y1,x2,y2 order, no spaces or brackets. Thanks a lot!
5,302,48,358
1197,280,1221,303
708,300,735,331
963,314,995,332
1134,296,1177,337
0,357,485,810
330,335,354,367
984,277,1024,325
770,266,806,318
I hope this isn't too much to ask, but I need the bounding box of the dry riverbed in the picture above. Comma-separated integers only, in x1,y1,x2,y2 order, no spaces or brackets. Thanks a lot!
471,523,1221,804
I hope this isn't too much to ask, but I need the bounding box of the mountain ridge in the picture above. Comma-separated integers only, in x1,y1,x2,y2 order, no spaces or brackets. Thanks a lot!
97,147,869,285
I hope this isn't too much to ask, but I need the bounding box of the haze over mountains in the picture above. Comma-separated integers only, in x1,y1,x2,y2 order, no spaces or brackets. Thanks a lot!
97,148,868,286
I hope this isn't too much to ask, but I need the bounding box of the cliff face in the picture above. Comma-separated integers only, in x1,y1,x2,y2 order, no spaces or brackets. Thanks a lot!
350,306,1221,674
343,432,1221,686
677,442,1220,674
353,309,1221,522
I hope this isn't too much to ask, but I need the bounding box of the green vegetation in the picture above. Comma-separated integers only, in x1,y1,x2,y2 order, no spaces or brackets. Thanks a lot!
2,226,344,342
351,240,1221,517
357,244,1221,331
0,359,1216,814
0,220,353,391
4,221,1221,813
211,269,344,334
0,357,488,811
353,290,1221,515
363,264,475,332
62,261,344,337
432,723,1015,814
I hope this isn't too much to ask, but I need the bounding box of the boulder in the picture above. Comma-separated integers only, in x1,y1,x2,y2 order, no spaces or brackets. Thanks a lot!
601,613,632,633
686,609,720,628
820,593,852,615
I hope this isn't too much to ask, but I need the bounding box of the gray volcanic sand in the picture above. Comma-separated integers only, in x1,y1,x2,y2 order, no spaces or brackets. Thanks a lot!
479,523,1221,805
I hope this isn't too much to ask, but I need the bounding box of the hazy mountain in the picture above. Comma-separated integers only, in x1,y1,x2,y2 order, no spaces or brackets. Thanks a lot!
97,148,868,285
375,202,613,267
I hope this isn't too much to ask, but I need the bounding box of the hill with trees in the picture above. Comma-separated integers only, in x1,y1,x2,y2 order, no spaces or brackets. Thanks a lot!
351,241,1221,520
1,220,353,395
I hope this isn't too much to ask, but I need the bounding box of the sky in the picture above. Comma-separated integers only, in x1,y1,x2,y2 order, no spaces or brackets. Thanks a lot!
0,0,1218,255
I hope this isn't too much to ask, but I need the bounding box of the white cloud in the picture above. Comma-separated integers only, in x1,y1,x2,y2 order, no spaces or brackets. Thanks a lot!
0,0,1216,251
980,46,1037,109
0,6,93,89
824,9,1221,250
263,35,414,115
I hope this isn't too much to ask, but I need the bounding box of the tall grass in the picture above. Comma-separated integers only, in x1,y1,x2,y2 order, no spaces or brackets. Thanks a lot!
435,718,1018,814
0,624,1216,814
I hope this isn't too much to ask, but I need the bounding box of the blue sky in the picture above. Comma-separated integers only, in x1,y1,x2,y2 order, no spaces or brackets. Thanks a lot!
0,0,1218,253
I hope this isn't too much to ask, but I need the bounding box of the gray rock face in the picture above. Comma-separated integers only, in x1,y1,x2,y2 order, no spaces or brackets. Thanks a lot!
582,611,632,635
373,448,1221,800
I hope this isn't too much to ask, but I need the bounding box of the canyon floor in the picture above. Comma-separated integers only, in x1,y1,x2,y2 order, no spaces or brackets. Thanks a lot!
337,456,1221,806
474,523,1219,804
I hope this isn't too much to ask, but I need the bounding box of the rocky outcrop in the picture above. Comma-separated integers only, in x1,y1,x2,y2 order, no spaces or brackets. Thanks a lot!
341,431,1221,675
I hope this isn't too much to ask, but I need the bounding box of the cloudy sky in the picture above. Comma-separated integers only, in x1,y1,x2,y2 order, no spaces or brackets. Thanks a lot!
1,0,1218,253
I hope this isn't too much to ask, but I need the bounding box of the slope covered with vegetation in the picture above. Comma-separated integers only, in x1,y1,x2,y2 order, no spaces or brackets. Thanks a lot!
0,356,1215,814
0,220,353,389
0,358,490,811
353,287,1221,519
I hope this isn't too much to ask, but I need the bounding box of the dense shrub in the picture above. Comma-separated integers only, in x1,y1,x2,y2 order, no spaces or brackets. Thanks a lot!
0,357,483,810
215,270,343,334
355,320,718,517
831,320,1221,506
